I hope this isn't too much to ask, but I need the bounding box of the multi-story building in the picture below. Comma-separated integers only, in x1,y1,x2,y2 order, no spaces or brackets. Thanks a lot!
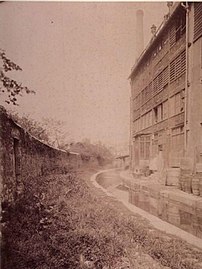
129,2,202,178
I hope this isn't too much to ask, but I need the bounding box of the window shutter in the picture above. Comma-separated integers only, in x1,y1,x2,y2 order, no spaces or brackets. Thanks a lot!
170,23,176,47
170,50,186,83
170,59,176,83
194,3,202,42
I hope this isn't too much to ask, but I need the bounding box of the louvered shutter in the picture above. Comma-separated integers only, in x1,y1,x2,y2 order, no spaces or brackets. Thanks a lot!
181,50,186,75
194,3,202,42
175,54,182,79
170,59,176,83
170,23,176,47
163,67,169,86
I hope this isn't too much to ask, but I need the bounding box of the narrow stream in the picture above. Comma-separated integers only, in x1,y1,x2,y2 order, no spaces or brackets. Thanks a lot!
92,169,202,250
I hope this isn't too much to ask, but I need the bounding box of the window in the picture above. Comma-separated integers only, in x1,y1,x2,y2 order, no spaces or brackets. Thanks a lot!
176,12,186,41
142,88,146,102
153,67,168,96
145,137,151,159
170,9,186,46
134,119,137,132
149,112,152,127
148,82,153,98
171,126,184,156
140,138,145,159
149,110,153,126
142,115,145,129
139,117,142,131
141,110,153,129
140,135,151,160
157,104,163,122
134,93,142,110
194,3,202,41
154,103,164,123
153,76,159,95
170,23,176,47
170,51,186,83
134,117,142,132
170,91,184,116
170,60,176,82
162,100,169,119
152,133,158,157
154,107,158,123
175,93,181,114
162,67,169,87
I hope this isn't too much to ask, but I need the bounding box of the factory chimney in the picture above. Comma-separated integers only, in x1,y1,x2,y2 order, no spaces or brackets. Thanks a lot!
136,9,144,59
167,2,173,14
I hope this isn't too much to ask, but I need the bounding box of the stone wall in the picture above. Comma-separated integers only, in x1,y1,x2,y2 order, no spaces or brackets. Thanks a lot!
0,106,81,204
123,176,202,239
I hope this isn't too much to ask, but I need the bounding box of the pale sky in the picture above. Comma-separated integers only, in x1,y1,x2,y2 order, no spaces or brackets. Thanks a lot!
0,1,167,147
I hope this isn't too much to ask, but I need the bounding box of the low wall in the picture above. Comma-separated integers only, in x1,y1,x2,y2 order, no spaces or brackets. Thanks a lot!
124,177,202,239
0,106,81,204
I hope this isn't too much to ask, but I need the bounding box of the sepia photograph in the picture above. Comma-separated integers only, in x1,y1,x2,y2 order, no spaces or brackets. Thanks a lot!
0,1,202,268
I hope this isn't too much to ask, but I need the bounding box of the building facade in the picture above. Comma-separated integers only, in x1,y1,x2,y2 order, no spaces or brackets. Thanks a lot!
129,3,202,177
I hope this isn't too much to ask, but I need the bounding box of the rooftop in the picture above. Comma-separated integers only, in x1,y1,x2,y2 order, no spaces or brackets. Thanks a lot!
128,2,181,80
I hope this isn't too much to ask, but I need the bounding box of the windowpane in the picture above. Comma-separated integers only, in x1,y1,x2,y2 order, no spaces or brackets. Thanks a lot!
163,100,168,119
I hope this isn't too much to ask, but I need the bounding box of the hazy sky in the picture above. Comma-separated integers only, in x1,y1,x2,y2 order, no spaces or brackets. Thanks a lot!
0,1,167,146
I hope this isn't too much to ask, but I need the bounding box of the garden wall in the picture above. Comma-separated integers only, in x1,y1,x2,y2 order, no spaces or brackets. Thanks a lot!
0,106,81,204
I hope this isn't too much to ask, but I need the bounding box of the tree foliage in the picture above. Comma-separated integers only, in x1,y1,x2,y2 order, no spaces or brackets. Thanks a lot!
41,118,70,149
9,112,71,150
10,112,50,144
9,111,113,165
0,49,35,105
69,140,114,165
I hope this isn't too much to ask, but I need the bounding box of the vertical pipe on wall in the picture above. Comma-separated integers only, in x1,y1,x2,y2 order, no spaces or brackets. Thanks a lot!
129,95,133,171
181,2,189,154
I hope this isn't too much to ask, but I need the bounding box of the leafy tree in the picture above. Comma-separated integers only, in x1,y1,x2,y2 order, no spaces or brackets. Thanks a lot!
9,112,72,149
69,139,114,165
41,118,71,149
9,112,50,144
0,49,35,105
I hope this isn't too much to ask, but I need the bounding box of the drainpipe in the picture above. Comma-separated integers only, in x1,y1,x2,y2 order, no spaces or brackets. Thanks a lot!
181,2,189,154
129,95,133,170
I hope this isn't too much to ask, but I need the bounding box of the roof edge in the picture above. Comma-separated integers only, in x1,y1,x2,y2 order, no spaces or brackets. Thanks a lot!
128,2,181,80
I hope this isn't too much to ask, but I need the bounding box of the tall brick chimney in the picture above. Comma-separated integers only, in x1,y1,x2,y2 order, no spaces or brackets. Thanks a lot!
136,9,144,59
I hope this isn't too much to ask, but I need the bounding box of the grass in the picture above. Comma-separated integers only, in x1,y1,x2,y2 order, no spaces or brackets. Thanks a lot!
1,169,202,269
